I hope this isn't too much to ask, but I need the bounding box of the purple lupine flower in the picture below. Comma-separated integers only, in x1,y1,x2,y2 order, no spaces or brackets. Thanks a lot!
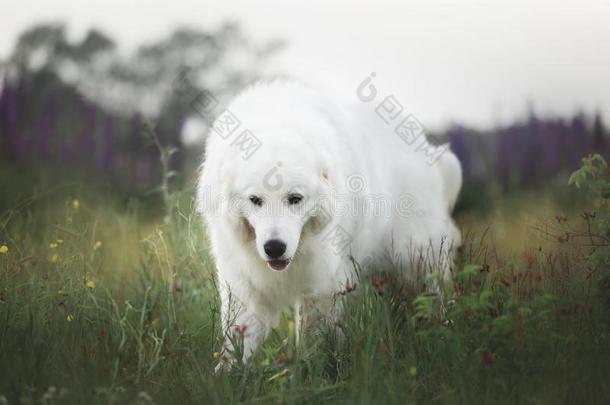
98,115,116,171
496,126,514,191
0,79,22,158
538,119,561,178
568,113,588,170
36,94,58,159
12,79,28,158
128,113,143,180
449,125,471,178
136,156,153,186
78,99,97,163
592,112,606,158
520,112,542,187
0,79,11,143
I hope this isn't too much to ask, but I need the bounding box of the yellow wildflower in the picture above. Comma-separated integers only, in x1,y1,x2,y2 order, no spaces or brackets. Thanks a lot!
213,351,221,360
93,241,102,250
72,199,80,209
86,279,96,289
0,245,8,254
49,253,59,263
66,314,74,322
49,243,58,249
288,320,295,335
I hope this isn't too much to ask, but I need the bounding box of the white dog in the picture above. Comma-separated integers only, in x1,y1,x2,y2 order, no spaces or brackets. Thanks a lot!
197,80,461,370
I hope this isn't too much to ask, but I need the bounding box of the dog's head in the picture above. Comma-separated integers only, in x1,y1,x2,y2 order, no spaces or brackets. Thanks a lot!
222,145,334,272
197,82,345,272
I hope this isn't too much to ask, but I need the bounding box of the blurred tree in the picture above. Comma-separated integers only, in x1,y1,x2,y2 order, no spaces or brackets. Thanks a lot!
10,24,67,71
0,22,284,196
74,29,115,60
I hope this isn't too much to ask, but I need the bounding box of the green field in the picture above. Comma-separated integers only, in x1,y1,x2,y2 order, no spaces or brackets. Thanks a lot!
1,163,609,404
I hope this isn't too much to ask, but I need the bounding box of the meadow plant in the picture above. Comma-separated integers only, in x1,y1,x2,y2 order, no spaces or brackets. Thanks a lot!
0,157,609,403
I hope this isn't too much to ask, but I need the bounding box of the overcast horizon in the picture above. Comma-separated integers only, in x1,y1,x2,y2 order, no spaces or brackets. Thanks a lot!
2,0,609,130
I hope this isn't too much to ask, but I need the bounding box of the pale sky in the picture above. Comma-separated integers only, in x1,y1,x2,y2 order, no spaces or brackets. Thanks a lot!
2,0,610,130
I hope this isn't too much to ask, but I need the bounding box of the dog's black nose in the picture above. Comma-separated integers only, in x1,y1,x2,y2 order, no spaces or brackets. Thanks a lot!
264,239,286,259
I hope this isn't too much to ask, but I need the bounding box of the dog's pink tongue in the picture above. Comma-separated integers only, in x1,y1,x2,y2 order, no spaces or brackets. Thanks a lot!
267,259,290,272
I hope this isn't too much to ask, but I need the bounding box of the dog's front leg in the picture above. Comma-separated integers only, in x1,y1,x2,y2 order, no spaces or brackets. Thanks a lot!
215,286,270,373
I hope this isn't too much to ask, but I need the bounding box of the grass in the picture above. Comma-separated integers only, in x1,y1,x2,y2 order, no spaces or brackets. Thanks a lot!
1,181,609,404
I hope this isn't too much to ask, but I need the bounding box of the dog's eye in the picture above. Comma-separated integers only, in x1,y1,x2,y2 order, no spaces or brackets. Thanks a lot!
286,194,303,205
249,195,263,207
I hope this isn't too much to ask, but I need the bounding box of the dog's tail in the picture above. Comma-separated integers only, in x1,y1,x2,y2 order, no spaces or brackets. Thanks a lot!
436,147,462,212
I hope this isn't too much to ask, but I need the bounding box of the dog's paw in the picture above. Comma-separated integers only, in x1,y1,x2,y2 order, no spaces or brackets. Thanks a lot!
214,355,234,374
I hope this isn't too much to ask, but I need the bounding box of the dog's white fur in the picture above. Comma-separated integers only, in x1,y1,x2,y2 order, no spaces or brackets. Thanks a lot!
197,81,461,369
